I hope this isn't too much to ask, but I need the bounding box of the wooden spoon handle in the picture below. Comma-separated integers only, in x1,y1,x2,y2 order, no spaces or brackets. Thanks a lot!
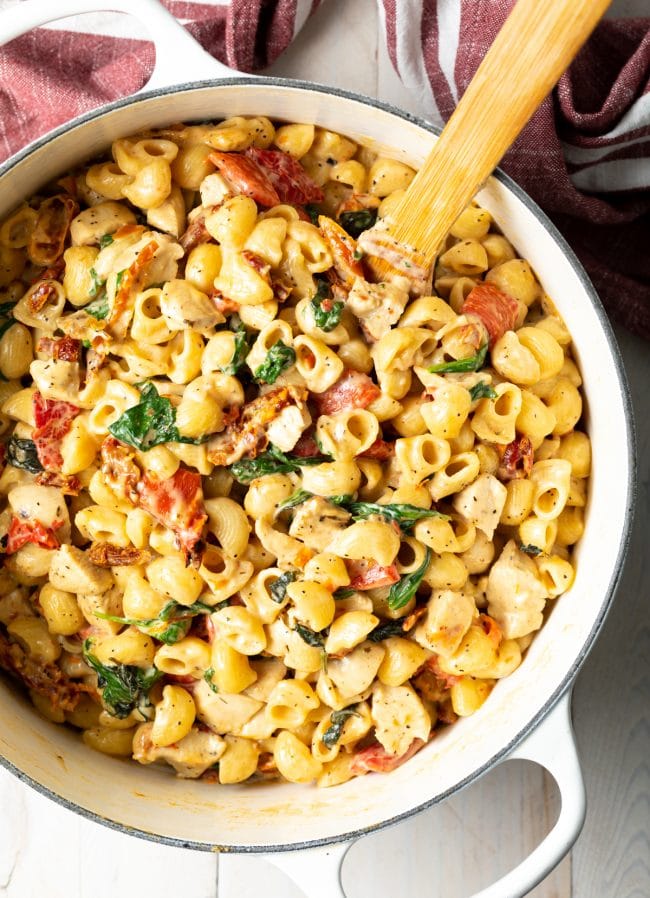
383,0,610,262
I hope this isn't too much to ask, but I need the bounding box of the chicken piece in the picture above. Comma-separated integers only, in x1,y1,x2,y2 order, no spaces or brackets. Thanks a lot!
49,544,114,595
199,173,234,207
77,584,124,635
207,385,309,466
133,721,226,778
70,201,136,246
265,401,312,453
346,276,409,342
288,496,350,552
487,540,550,639
452,473,507,540
414,589,476,657
371,683,431,757
192,677,262,734
160,279,224,331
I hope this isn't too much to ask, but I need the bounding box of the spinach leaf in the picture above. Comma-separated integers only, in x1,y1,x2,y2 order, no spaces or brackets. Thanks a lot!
338,208,377,238
96,599,213,646
204,667,219,693
269,570,297,604
254,340,296,384
346,501,449,532
82,640,162,718
99,233,114,248
229,445,328,484
115,269,126,290
305,204,322,225
294,623,325,648
309,281,343,332
368,619,407,642
218,326,249,376
108,381,208,450
519,543,542,556
6,436,43,474
428,343,488,374
321,707,360,748
387,547,431,611
88,267,105,299
469,381,498,402
333,588,355,601
83,295,110,320
277,489,313,512
0,301,17,318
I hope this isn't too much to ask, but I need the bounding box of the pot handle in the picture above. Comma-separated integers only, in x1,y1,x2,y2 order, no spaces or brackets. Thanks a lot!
0,0,242,89
222,692,585,898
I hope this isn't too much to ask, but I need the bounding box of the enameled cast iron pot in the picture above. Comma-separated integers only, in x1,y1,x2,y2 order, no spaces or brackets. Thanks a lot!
0,2,635,896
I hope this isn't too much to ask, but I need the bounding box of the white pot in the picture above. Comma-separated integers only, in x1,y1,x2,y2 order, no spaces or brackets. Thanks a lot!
0,3,635,897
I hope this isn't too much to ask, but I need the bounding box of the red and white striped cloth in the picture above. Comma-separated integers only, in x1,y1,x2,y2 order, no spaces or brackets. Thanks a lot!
0,0,649,336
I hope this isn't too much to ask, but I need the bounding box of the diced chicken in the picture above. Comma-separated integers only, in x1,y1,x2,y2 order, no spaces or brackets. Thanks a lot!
70,201,137,246
487,540,550,639
199,173,233,207
30,360,80,404
265,401,312,453
346,276,409,342
414,589,476,657
160,279,224,331
371,683,431,757
94,230,183,285
207,385,309,466
133,721,226,778
77,584,124,635
192,677,263,734
49,544,114,595
288,496,350,552
452,473,507,540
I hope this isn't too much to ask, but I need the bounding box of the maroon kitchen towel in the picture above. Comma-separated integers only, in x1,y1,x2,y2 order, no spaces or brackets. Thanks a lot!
0,0,648,337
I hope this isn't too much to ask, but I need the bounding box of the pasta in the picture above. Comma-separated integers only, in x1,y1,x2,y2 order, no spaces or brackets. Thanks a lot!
0,115,589,789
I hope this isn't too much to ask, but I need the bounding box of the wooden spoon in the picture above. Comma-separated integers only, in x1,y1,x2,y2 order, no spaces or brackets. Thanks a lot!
365,0,611,279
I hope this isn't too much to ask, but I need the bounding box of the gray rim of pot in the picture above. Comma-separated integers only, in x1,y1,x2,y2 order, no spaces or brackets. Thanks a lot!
0,76,637,854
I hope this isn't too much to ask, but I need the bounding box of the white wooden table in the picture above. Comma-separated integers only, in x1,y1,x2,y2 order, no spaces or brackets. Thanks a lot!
1,2,649,896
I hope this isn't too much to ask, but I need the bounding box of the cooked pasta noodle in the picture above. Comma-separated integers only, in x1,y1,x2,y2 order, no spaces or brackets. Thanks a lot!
0,115,588,789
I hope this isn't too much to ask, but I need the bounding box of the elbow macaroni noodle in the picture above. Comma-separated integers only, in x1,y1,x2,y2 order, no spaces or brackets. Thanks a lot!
0,116,589,788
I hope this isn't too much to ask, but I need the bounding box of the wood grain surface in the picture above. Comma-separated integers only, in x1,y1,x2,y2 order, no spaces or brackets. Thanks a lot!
1,1,648,897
